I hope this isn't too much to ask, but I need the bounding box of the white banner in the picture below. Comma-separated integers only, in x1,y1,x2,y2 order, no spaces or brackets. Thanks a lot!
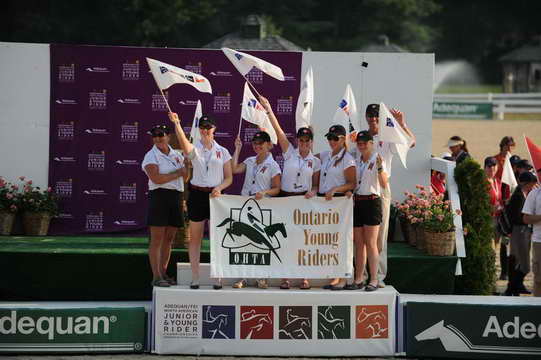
153,287,397,356
209,195,353,279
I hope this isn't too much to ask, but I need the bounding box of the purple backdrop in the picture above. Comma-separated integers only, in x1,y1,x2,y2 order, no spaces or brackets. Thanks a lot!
49,44,302,235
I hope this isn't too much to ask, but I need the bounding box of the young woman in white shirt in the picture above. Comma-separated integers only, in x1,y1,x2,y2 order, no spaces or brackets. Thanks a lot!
231,130,282,289
345,130,388,292
142,125,187,287
317,124,356,290
169,112,233,290
260,95,320,290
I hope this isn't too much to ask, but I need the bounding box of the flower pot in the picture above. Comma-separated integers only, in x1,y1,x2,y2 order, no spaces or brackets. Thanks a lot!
398,216,410,243
416,227,426,252
0,211,16,235
424,230,455,256
407,223,417,246
22,212,52,236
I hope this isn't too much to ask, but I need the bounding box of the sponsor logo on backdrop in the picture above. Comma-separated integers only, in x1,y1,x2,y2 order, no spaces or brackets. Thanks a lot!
115,159,139,166
58,212,74,219
55,179,73,198
88,151,106,171
83,189,108,196
53,156,76,163
202,306,235,339
152,93,168,112
89,90,107,110
218,198,287,266
209,71,232,77
0,310,115,340
85,212,104,232
121,122,138,142
122,60,140,80
85,66,110,73
84,128,110,135
276,96,293,115
275,154,284,169
184,62,202,74
55,99,77,105
284,75,296,81
113,220,137,226
117,98,141,104
119,183,137,203
57,122,75,140
279,306,312,339
58,64,75,82
246,68,263,84
240,306,273,339
356,305,388,339
243,127,260,143
318,306,351,339
213,92,231,113
161,304,198,339
179,100,198,106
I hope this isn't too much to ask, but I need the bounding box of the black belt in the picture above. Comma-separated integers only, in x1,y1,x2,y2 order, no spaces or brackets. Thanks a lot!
190,184,213,193
280,190,307,196
354,194,379,201
317,192,345,197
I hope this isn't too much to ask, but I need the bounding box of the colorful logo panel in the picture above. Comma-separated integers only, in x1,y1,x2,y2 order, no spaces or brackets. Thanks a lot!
279,306,312,339
355,305,388,339
202,305,235,339
240,306,273,339
317,306,351,339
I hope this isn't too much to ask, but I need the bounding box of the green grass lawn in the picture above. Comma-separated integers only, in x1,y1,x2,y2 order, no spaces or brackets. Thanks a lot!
435,84,502,94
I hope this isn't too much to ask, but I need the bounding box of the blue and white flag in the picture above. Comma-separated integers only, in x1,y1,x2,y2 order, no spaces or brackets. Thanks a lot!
146,57,212,94
379,102,410,168
241,83,277,144
222,48,285,81
190,100,203,144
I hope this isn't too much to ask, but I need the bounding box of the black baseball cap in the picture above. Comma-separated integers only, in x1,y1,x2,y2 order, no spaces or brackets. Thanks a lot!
509,155,521,166
198,115,216,128
519,171,537,184
252,131,271,143
366,104,379,117
149,125,170,136
296,127,313,140
484,156,497,167
517,159,533,170
325,125,346,138
356,130,373,142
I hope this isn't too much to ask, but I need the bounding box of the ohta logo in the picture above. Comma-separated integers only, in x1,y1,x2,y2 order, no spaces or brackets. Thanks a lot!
217,198,287,266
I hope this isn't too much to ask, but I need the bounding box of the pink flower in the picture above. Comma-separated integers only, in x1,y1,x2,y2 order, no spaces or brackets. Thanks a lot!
6,193,13,199
455,209,462,216
27,180,33,185
437,214,445,221
415,184,423,189
29,199,34,203
47,187,52,192
11,184,18,190
10,205,17,211
19,176,25,181
463,227,469,236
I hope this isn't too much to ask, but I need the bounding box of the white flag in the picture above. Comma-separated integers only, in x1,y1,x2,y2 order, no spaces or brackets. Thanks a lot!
222,48,285,81
379,102,410,168
295,67,314,130
146,57,212,94
333,84,359,148
501,152,518,192
241,83,278,144
190,100,203,144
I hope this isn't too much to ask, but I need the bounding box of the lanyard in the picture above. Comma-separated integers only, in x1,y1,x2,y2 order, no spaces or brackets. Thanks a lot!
250,155,268,194
294,153,310,189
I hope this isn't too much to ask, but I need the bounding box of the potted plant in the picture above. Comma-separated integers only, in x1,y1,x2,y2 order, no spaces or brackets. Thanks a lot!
18,179,58,236
0,177,19,235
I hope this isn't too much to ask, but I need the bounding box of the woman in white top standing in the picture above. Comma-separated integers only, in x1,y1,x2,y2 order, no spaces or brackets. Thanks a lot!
317,124,356,290
142,125,187,287
345,130,388,291
169,112,233,290
261,95,320,290
231,130,282,289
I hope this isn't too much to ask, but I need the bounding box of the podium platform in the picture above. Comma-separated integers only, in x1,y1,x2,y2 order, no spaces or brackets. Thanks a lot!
152,286,398,356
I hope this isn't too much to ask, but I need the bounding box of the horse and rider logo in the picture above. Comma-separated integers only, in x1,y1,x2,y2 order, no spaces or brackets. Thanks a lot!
240,306,274,339
279,306,312,340
355,305,389,339
217,198,287,266
318,306,351,339
202,305,235,339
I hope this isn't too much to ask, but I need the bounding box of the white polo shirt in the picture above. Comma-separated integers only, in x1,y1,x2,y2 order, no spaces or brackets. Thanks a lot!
318,148,356,194
241,153,281,196
281,142,321,193
188,140,232,188
522,187,541,243
355,152,386,196
373,134,398,178
141,145,185,191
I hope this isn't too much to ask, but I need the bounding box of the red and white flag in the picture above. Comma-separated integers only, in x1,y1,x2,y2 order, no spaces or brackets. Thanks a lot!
190,100,203,144
241,83,277,144
222,48,285,81
525,135,541,180
146,58,212,94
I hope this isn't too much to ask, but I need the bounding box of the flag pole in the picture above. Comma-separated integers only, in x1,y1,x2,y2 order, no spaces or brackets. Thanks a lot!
159,88,173,113
237,110,244,139
243,75,263,99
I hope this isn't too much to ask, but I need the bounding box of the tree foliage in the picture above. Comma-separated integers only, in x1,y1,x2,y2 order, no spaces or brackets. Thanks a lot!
453,158,496,295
